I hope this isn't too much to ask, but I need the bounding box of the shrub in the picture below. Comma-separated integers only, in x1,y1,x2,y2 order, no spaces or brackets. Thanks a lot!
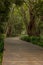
0,34,4,52
0,40,4,52
20,35,43,47
31,36,40,44
0,52,3,63
21,35,31,42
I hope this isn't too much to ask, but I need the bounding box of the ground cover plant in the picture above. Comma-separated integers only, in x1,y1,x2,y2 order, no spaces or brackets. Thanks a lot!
21,35,43,47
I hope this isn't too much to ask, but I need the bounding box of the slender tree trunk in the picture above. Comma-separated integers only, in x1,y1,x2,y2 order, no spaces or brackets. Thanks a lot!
6,25,12,37
20,7,29,34
6,4,15,37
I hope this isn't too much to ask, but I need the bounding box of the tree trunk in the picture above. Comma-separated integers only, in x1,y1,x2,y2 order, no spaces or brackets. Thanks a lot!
27,10,36,36
27,1,37,36
20,7,29,34
6,25,12,37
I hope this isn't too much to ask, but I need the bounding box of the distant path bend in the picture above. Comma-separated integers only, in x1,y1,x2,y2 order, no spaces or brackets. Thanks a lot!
2,37,43,65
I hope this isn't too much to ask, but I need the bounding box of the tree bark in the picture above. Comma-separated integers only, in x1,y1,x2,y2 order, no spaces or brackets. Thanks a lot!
27,10,36,36
27,1,37,36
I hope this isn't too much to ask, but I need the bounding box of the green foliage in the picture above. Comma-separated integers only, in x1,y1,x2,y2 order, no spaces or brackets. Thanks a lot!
0,0,10,22
0,0,43,38
21,35,31,42
34,1,43,16
15,0,24,6
12,20,24,36
21,35,43,47
0,41,4,52
0,25,4,33
9,6,25,37
0,0,11,34
0,52,3,63
0,34,4,52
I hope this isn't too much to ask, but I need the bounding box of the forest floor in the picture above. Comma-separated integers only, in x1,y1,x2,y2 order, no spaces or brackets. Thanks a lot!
2,37,43,65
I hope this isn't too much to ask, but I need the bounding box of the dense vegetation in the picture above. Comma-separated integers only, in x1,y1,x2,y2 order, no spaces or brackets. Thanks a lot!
0,0,43,36
21,35,43,47
0,0,43,63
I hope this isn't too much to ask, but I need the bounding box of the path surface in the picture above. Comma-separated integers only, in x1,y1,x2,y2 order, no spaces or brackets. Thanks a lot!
2,37,43,65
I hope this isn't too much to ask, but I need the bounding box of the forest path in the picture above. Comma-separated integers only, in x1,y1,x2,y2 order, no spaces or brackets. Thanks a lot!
2,37,43,65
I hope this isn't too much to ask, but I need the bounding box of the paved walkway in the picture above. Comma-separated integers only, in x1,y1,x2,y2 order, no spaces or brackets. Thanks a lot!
2,37,43,65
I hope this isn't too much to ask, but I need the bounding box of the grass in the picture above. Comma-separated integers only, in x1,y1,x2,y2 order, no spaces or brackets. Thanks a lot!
20,35,43,47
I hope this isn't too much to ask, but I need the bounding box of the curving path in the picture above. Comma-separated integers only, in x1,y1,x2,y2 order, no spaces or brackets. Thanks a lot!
2,37,43,65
